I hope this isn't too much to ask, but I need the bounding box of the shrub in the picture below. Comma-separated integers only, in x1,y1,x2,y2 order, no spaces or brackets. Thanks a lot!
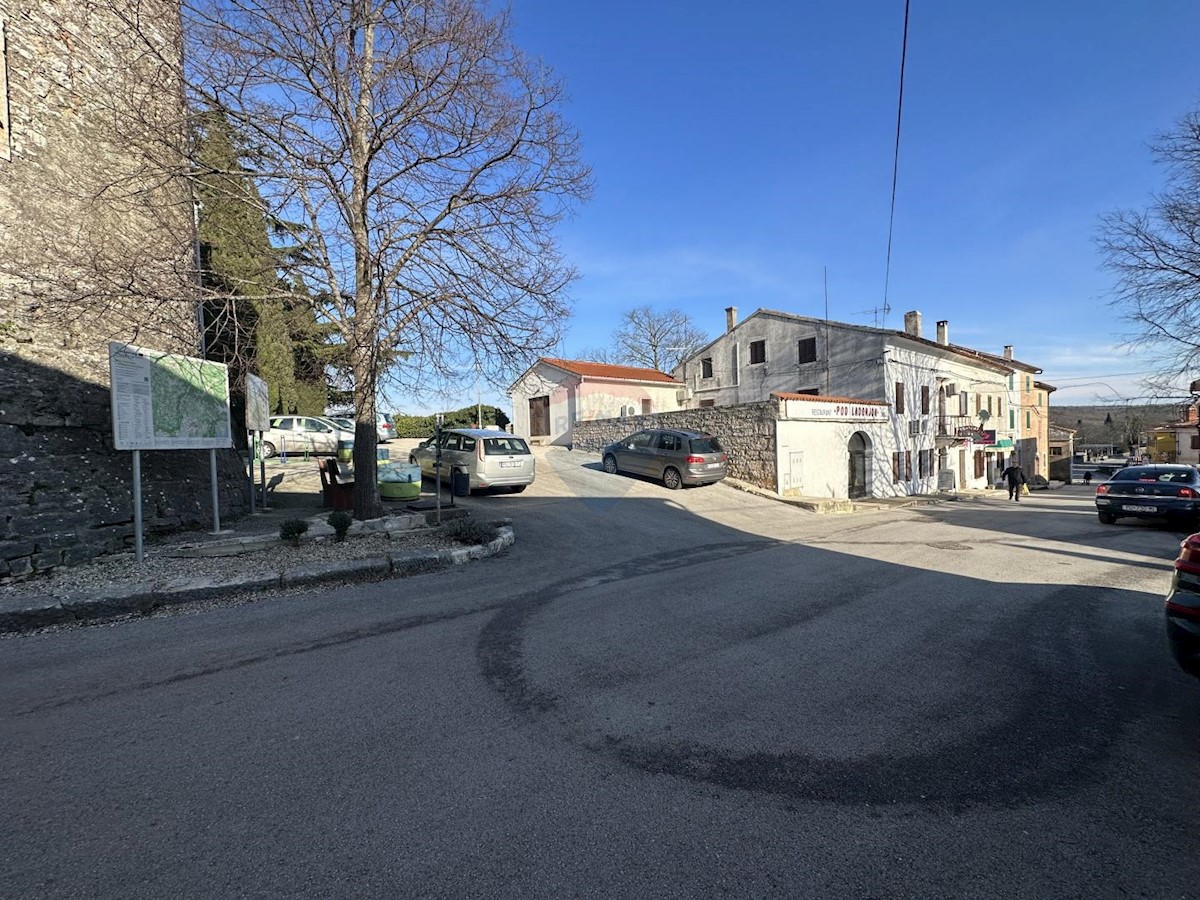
440,517,499,546
326,510,353,541
279,518,310,546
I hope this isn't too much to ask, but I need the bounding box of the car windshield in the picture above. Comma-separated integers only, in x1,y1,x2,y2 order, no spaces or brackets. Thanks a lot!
1114,467,1196,483
688,436,723,454
484,437,530,455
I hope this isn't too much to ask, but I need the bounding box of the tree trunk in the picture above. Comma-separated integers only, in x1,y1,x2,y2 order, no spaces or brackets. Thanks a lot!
350,340,383,519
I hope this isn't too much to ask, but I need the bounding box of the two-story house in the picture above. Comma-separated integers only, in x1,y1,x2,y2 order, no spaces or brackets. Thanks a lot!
676,307,1029,493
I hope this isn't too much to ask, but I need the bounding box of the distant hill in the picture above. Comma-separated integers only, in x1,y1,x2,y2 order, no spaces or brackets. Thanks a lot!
1052,403,1182,449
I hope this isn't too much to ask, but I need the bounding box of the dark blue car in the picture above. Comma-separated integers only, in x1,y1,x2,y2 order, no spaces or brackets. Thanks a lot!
1094,464,1200,528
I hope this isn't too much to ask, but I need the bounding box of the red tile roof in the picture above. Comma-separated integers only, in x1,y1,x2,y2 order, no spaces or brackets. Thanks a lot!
541,358,680,384
772,392,890,405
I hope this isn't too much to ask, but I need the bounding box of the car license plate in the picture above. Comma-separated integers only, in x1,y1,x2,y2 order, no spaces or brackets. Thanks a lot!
499,461,520,468
706,463,721,469
1125,505,1158,513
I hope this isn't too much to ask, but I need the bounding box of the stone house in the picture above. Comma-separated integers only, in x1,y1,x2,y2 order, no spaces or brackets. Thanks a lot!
674,307,1028,493
1047,424,1076,481
508,358,684,446
0,2,245,580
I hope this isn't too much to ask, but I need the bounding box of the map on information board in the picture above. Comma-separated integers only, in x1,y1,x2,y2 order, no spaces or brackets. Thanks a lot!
108,342,233,450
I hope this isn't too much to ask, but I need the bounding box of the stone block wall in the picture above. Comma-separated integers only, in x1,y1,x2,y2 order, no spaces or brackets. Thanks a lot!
570,401,778,491
0,2,247,582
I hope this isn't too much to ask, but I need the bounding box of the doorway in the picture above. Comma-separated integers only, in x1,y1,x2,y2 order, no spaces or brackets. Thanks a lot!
848,431,870,499
529,396,550,437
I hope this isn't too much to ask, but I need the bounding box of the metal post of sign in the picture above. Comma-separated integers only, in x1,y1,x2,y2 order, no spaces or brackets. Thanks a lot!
247,429,256,514
132,450,144,563
259,431,267,509
209,448,223,534
434,413,443,524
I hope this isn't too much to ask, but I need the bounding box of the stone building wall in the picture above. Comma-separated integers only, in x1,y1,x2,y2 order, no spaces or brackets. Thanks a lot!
570,401,779,491
0,1,246,582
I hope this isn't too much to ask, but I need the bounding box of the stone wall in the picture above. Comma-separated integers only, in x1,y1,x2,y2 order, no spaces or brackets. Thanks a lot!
570,401,778,490
0,2,247,582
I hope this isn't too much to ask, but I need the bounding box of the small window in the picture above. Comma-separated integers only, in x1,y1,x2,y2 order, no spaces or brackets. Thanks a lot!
629,432,654,449
750,340,766,365
701,357,713,379
699,399,715,408
892,452,901,483
920,386,930,415
998,397,1004,418
959,392,968,416
442,434,462,451
459,435,476,452
1026,376,1032,391
655,432,681,452
894,382,905,415
1009,410,1015,429
273,417,293,430
1192,436,1200,451
641,399,651,415
1026,410,1032,429
905,451,912,481
796,388,820,396
974,393,981,414
974,450,985,479
1037,392,1043,406
798,337,817,365
919,449,927,478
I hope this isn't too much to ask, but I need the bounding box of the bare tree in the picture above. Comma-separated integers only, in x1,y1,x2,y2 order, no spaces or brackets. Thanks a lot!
610,306,708,373
1099,108,1200,396
112,0,590,518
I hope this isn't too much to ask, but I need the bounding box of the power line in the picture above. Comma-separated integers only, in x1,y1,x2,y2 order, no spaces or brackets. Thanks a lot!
881,0,911,328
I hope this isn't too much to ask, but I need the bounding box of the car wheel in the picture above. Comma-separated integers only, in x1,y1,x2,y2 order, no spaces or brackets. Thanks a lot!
603,454,619,475
261,441,277,459
1098,512,1116,525
663,467,683,490
509,485,526,494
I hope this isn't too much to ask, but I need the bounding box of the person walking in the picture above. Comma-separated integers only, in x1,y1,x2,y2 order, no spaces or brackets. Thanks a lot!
1001,462,1027,501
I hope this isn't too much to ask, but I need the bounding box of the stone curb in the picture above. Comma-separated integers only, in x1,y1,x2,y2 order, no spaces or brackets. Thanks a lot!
0,526,515,635
722,477,945,514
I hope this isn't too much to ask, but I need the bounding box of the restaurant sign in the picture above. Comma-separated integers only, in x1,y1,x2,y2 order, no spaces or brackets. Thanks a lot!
782,398,890,423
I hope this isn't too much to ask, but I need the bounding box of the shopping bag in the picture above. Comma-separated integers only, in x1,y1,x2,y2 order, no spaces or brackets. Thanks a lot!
1021,483,1030,496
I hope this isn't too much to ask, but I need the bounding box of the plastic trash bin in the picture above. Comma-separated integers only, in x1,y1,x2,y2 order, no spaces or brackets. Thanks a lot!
337,439,354,462
451,469,470,496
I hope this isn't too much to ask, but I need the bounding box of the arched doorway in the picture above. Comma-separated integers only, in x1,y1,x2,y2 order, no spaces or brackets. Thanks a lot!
848,431,870,499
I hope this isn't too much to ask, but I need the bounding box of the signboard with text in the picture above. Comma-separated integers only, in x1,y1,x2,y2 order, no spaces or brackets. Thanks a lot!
245,373,270,432
782,398,890,423
108,342,233,451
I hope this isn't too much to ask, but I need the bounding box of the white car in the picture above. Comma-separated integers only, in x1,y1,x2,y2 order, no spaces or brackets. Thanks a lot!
260,416,354,458
328,414,395,443
409,429,535,493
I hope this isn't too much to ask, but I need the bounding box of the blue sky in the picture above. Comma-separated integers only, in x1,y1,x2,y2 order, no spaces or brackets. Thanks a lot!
476,0,1200,409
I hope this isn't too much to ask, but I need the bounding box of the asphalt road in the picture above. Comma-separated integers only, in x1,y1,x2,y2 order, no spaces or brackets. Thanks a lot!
2,447,1198,899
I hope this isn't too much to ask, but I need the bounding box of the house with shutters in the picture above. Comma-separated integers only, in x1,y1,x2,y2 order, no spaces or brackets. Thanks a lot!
674,307,1038,495
508,358,684,446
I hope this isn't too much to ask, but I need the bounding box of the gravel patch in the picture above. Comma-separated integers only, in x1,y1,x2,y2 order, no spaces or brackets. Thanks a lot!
0,530,461,605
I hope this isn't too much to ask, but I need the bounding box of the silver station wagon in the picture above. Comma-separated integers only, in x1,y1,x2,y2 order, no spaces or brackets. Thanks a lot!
410,428,536,493
602,428,728,490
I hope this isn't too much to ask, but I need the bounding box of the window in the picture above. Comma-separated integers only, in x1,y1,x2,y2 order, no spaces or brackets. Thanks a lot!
730,345,739,385
919,449,927,478
1009,410,1015,430
921,386,930,415
655,432,681,452
641,399,652,415
273,417,293,430
796,388,820,396
798,337,817,365
905,451,912,481
998,397,1004,418
629,432,654,449
974,450,985,479
894,382,905,414
689,436,723,453
892,452,901,483
1192,435,1200,450
1026,410,1032,429
699,399,715,408
459,435,477,452
483,437,530,455
986,395,993,415
750,340,766,365
959,391,968,416
1037,392,1043,406
701,357,713,379
1026,376,1032,391
974,393,981,414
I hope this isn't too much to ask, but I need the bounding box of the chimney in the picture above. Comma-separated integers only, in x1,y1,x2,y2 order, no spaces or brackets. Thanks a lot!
725,306,738,333
903,310,922,338
936,320,949,346
1003,345,1014,360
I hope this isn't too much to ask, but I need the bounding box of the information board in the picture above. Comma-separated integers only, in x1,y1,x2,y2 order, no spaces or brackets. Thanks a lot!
245,373,270,431
108,342,233,450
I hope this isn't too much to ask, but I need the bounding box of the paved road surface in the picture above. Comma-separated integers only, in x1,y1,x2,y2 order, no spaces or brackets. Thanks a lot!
2,447,1197,898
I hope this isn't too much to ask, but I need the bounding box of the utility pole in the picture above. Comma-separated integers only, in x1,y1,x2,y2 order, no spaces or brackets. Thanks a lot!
476,360,483,428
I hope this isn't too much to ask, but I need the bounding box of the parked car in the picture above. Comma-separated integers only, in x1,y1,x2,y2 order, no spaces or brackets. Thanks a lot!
327,414,395,443
260,415,355,458
1095,464,1200,528
1166,532,1200,679
601,429,727,490
409,428,535,493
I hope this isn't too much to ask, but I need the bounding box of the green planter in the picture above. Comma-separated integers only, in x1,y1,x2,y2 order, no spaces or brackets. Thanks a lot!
379,480,420,500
